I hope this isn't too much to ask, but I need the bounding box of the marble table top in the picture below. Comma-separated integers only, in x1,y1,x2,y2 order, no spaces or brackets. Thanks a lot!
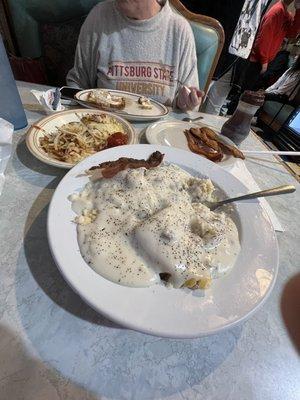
0,81,299,400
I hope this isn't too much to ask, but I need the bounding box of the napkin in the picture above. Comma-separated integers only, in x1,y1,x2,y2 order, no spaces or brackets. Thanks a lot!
31,88,65,114
224,160,284,232
0,118,13,196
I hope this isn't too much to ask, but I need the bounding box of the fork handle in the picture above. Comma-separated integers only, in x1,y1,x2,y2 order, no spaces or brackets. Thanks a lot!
217,185,296,207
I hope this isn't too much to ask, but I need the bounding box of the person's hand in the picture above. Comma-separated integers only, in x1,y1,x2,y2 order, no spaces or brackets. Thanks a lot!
260,63,268,75
295,0,300,10
177,86,204,111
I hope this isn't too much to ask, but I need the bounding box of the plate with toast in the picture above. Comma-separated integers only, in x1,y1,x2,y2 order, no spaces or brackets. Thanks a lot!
75,89,169,121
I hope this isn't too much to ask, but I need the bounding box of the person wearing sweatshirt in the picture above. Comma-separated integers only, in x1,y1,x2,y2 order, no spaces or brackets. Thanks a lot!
67,0,203,111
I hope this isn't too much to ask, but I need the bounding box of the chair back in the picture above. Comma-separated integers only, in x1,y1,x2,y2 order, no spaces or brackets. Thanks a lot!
6,0,102,58
170,0,224,92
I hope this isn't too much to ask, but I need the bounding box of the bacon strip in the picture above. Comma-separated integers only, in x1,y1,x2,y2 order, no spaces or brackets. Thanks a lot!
88,151,165,179
217,142,245,160
198,127,245,159
185,127,245,161
184,130,223,162
189,127,220,152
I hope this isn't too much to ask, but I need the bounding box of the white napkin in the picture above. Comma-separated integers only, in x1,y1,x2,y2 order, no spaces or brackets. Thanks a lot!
0,118,14,196
31,88,65,114
223,161,284,232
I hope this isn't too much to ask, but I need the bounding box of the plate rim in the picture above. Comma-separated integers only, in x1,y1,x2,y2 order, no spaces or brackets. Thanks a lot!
75,88,169,120
25,108,137,169
47,144,279,338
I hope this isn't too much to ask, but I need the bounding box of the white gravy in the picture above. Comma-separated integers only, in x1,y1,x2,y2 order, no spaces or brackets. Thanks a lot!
70,164,240,288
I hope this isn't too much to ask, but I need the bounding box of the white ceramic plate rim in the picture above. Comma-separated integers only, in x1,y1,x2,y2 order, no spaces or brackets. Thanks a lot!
48,144,279,338
75,89,169,121
26,109,137,169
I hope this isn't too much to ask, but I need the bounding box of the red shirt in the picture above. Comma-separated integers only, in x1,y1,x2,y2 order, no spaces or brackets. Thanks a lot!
251,1,300,65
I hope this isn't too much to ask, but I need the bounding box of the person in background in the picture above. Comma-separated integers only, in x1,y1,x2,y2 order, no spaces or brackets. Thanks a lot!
240,0,300,92
259,39,291,88
67,0,203,111
227,0,300,114
265,53,300,102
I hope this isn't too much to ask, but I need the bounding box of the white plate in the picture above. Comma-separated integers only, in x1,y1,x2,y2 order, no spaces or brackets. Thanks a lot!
146,120,239,167
75,89,169,121
48,144,278,338
26,109,137,169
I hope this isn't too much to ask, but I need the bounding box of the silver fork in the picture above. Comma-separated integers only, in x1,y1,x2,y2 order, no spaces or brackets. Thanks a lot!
208,184,296,211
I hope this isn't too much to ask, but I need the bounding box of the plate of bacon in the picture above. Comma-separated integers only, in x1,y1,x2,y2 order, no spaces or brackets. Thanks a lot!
145,120,245,167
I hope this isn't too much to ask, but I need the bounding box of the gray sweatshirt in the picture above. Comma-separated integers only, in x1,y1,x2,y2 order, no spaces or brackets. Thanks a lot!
67,0,198,105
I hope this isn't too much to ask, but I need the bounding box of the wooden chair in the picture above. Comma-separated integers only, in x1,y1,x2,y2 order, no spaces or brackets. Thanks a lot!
170,0,224,92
